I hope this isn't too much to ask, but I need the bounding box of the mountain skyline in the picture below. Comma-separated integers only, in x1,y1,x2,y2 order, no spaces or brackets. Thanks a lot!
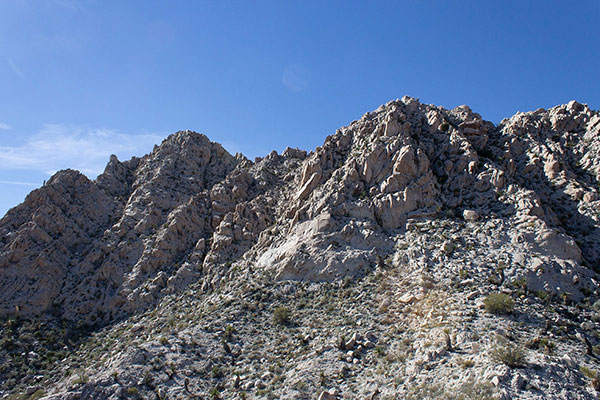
2,96,600,398
2,0,599,217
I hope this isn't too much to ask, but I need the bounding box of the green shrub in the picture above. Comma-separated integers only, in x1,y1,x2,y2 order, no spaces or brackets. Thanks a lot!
580,365,598,379
534,290,549,301
72,374,88,385
537,337,555,355
273,306,290,325
491,343,526,368
484,293,514,315
29,389,46,400
212,366,224,378
404,378,495,399
159,337,169,345
126,387,139,396
223,325,234,342
209,386,221,399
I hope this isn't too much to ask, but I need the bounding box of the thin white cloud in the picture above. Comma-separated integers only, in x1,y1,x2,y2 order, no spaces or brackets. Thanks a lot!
0,124,163,178
0,180,38,186
0,123,11,130
282,64,310,92
7,57,25,79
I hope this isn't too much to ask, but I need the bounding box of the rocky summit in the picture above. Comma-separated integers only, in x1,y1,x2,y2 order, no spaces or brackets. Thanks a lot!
1,96,600,399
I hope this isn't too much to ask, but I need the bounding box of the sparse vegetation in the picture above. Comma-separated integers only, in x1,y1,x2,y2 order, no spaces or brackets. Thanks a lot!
404,378,495,399
212,365,224,378
273,306,291,325
72,374,89,385
528,336,555,355
580,365,598,379
126,387,139,396
484,293,514,315
29,389,46,400
223,324,234,342
491,343,526,368
512,277,528,295
534,290,550,301
1,100,599,399
209,386,221,399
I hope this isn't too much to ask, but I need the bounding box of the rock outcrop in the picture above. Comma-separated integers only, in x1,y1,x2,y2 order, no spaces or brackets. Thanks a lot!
2,99,600,322
1,98,600,399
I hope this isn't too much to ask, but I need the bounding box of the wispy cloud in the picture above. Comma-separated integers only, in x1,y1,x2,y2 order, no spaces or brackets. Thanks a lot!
7,57,25,79
0,180,38,186
282,64,310,92
0,124,163,178
0,123,11,130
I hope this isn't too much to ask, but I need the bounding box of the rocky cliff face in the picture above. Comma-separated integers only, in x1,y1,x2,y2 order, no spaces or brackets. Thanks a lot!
1,97,600,399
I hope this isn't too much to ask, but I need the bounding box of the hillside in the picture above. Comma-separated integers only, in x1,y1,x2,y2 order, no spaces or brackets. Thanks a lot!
1,96,600,399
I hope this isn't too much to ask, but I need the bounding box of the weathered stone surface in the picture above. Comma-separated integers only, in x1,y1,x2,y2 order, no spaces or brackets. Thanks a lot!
2,100,600,322
1,99,600,400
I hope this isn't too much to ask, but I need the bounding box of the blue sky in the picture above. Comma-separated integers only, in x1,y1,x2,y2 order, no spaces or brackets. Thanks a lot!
1,0,599,217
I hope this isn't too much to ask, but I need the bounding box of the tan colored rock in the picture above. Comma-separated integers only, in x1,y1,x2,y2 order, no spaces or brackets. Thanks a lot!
583,192,598,203
399,293,416,304
463,209,480,222
318,389,339,400
295,171,321,201
2,99,600,332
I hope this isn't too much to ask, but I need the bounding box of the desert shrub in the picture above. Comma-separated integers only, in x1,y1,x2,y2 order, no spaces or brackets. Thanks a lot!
209,386,221,399
223,325,234,342
534,290,550,301
30,389,46,400
491,343,526,368
273,306,290,325
512,277,528,294
212,366,224,378
159,337,169,345
73,374,89,385
126,387,139,396
528,336,555,355
404,378,495,399
484,293,514,315
580,365,598,379
540,338,556,354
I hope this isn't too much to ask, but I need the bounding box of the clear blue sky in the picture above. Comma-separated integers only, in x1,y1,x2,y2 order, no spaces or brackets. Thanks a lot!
1,0,599,217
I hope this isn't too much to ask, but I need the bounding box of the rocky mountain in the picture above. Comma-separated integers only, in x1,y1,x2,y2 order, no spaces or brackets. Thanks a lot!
1,97,600,399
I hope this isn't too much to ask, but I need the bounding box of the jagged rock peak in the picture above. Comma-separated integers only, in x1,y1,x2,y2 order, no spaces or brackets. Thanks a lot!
1,97,599,323
2,98,600,400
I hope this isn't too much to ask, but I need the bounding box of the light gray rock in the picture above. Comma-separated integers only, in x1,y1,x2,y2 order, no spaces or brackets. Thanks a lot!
463,209,480,221
2,98,600,400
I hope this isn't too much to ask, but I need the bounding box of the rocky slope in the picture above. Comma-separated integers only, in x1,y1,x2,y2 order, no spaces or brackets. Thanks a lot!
1,97,600,399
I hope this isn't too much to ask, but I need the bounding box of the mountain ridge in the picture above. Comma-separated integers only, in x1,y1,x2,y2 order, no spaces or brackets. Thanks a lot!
1,96,600,399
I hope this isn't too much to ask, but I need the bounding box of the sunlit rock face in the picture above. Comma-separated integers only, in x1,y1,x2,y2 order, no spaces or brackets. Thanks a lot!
2,99,600,400
1,98,599,326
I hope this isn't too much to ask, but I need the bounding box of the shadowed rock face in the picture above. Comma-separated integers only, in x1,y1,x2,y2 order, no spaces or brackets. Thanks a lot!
1,99,599,325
